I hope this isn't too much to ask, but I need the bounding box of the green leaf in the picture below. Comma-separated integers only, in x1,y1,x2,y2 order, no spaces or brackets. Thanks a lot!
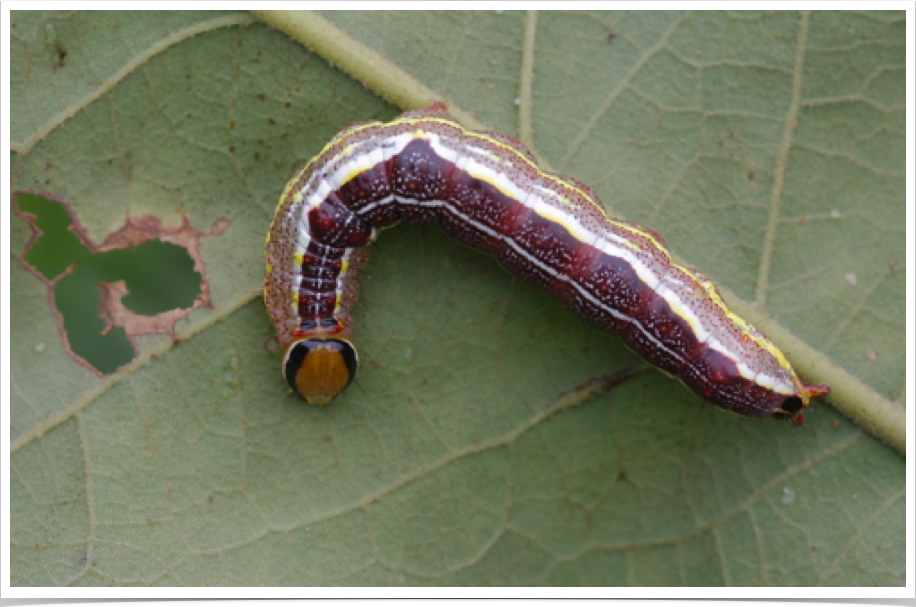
10,10,904,586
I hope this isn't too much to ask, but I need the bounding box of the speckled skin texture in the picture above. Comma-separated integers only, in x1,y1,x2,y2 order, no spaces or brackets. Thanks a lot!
265,105,828,421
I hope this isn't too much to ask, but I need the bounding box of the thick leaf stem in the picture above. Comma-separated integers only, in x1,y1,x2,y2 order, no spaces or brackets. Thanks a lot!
724,296,906,455
518,11,538,147
250,10,487,132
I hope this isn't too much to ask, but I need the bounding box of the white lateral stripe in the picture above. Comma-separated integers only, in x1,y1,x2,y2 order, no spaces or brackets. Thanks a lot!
324,133,414,192
757,372,793,394
296,224,312,252
462,157,529,202
356,195,396,215
333,248,354,315
308,178,333,210
593,236,660,290
356,194,445,216
429,135,460,164
654,281,710,344
291,274,302,309
367,145,385,167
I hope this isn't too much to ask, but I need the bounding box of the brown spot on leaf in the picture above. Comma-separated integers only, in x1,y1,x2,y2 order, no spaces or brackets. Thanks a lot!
264,335,280,355
210,219,231,236
99,280,191,341
95,214,217,344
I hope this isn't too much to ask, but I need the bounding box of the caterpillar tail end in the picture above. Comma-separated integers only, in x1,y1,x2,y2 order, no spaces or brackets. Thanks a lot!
803,383,832,400
775,380,831,426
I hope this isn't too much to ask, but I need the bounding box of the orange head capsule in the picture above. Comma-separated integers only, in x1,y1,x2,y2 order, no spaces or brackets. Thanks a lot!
282,338,359,405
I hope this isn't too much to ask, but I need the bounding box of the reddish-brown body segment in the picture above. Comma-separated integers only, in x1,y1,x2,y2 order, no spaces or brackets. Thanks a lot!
265,104,829,420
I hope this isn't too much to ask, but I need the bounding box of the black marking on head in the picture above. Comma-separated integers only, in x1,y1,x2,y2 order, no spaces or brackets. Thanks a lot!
284,340,310,393
334,338,359,387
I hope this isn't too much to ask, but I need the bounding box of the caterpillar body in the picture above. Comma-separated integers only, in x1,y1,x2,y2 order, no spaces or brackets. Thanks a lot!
264,103,829,424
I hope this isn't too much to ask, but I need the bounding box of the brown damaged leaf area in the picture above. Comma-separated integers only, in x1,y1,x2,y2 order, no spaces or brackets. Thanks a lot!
98,280,192,342
14,190,231,375
96,213,214,339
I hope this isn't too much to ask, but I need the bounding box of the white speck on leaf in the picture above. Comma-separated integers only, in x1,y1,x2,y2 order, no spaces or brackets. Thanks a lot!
845,273,857,286
782,487,796,505
35,342,46,352
830,209,841,219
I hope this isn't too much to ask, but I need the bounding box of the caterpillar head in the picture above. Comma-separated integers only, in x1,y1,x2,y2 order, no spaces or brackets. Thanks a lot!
282,338,359,405
772,382,831,426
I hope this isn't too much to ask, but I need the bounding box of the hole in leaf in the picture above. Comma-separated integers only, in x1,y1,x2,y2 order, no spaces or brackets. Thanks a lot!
14,191,224,375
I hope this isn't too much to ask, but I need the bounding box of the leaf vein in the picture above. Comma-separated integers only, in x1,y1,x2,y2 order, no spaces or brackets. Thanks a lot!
558,12,691,172
11,13,256,155
754,10,810,310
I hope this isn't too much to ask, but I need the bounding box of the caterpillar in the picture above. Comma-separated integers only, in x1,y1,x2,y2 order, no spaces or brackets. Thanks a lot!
264,103,830,424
